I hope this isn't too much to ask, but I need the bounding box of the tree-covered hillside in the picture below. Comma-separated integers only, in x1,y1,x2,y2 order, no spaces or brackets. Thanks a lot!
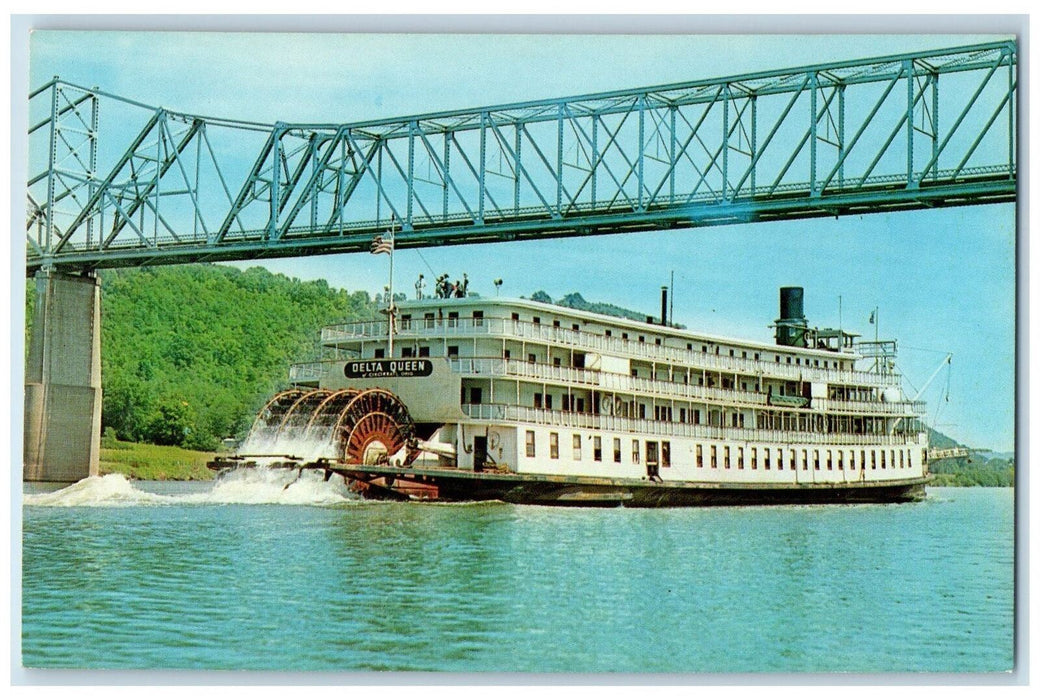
27,265,378,450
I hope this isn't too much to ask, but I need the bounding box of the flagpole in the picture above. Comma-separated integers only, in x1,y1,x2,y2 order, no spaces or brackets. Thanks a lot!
388,217,396,359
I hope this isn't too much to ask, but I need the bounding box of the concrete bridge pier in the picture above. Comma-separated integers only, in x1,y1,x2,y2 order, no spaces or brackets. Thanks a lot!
24,270,102,483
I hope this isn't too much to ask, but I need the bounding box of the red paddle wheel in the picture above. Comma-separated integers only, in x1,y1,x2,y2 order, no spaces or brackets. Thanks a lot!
335,388,418,465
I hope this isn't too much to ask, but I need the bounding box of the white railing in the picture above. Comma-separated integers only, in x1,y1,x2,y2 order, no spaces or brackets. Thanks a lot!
461,403,922,447
289,361,327,382
323,315,899,388
449,357,922,416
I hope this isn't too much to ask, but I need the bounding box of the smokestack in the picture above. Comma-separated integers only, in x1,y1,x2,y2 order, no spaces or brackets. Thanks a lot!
775,286,809,347
661,286,668,326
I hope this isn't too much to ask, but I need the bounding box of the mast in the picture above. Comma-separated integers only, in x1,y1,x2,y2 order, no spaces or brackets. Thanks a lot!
387,216,396,359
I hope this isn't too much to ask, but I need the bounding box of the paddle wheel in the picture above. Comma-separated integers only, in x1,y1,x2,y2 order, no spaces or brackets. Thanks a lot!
336,388,417,465
212,387,435,500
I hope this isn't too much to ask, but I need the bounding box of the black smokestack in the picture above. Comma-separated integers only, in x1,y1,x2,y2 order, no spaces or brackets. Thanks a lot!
661,286,668,326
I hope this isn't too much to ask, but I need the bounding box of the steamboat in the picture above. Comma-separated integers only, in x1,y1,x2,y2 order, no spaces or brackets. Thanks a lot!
209,286,932,506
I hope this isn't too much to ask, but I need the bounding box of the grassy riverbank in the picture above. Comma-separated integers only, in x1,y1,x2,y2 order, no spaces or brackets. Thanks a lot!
100,436,218,481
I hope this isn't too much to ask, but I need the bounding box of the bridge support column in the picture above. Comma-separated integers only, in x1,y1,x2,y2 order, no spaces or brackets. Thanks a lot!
24,270,102,483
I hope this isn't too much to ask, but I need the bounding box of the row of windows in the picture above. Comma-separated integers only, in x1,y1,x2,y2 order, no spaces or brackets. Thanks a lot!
392,310,848,371
525,431,671,467
695,445,913,471
507,312,847,370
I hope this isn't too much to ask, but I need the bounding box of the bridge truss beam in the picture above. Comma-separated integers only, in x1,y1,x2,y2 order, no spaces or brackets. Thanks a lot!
26,41,1017,274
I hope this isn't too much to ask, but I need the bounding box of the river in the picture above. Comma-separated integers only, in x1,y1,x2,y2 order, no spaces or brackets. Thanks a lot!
21,471,1014,674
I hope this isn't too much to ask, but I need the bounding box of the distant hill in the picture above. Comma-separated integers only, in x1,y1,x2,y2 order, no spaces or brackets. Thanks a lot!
529,290,685,328
924,426,1014,487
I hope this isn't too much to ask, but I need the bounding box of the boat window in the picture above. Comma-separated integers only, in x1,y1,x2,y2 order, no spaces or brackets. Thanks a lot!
814,450,820,470
639,335,645,343
576,398,585,413
545,395,553,410
687,343,693,350
549,433,559,459
553,357,562,366
738,447,744,469
850,451,856,470
418,346,430,357
511,312,520,321
605,329,612,337
401,314,412,329
528,353,536,364
613,438,622,463
646,441,658,466
881,451,887,469
573,353,586,369
702,345,708,353
632,440,640,464
693,409,701,425
472,310,484,327
764,448,771,470
470,387,482,405
374,348,385,358
525,431,536,458
572,324,580,331
777,448,784,470
710,445,717,469
838,451,844,470
573,434,582,461
622,332,629,340
655,338,662,346
447,345,459,358
900,450,905,469
503,349,511,360
696,444,703,468
402,347,414,358
662,441,670,467
872,451,877,469
729,349,735,357
448,311,459,328
553,320,561,328
593,436,602,462
424,312,435,328
724,446,730,469
802,449,808,470
533,316,540,325
534,393,543,409
751,448,757,470
826,450,832,470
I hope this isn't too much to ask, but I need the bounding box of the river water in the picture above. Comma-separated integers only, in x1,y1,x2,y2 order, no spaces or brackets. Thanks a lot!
20,471,1014,674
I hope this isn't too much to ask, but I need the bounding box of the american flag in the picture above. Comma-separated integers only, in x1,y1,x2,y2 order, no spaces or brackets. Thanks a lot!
370,233,393,255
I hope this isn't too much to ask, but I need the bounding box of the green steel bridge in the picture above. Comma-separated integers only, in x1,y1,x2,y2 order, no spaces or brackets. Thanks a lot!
26,40,1017,274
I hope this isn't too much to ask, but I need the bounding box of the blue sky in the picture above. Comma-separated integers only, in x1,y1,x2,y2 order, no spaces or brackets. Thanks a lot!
23,28,1018,452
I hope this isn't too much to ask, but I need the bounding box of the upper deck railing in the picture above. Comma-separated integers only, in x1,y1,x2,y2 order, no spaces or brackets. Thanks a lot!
448,357,923,416
322,316,901,387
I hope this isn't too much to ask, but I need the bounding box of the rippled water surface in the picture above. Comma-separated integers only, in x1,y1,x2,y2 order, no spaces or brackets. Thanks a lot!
21,473,1014,672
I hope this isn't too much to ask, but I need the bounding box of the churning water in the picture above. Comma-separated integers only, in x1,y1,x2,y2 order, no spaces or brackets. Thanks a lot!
21,477,1014,674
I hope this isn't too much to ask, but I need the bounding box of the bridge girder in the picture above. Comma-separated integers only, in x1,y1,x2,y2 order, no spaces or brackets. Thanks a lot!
26,40,1017,274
